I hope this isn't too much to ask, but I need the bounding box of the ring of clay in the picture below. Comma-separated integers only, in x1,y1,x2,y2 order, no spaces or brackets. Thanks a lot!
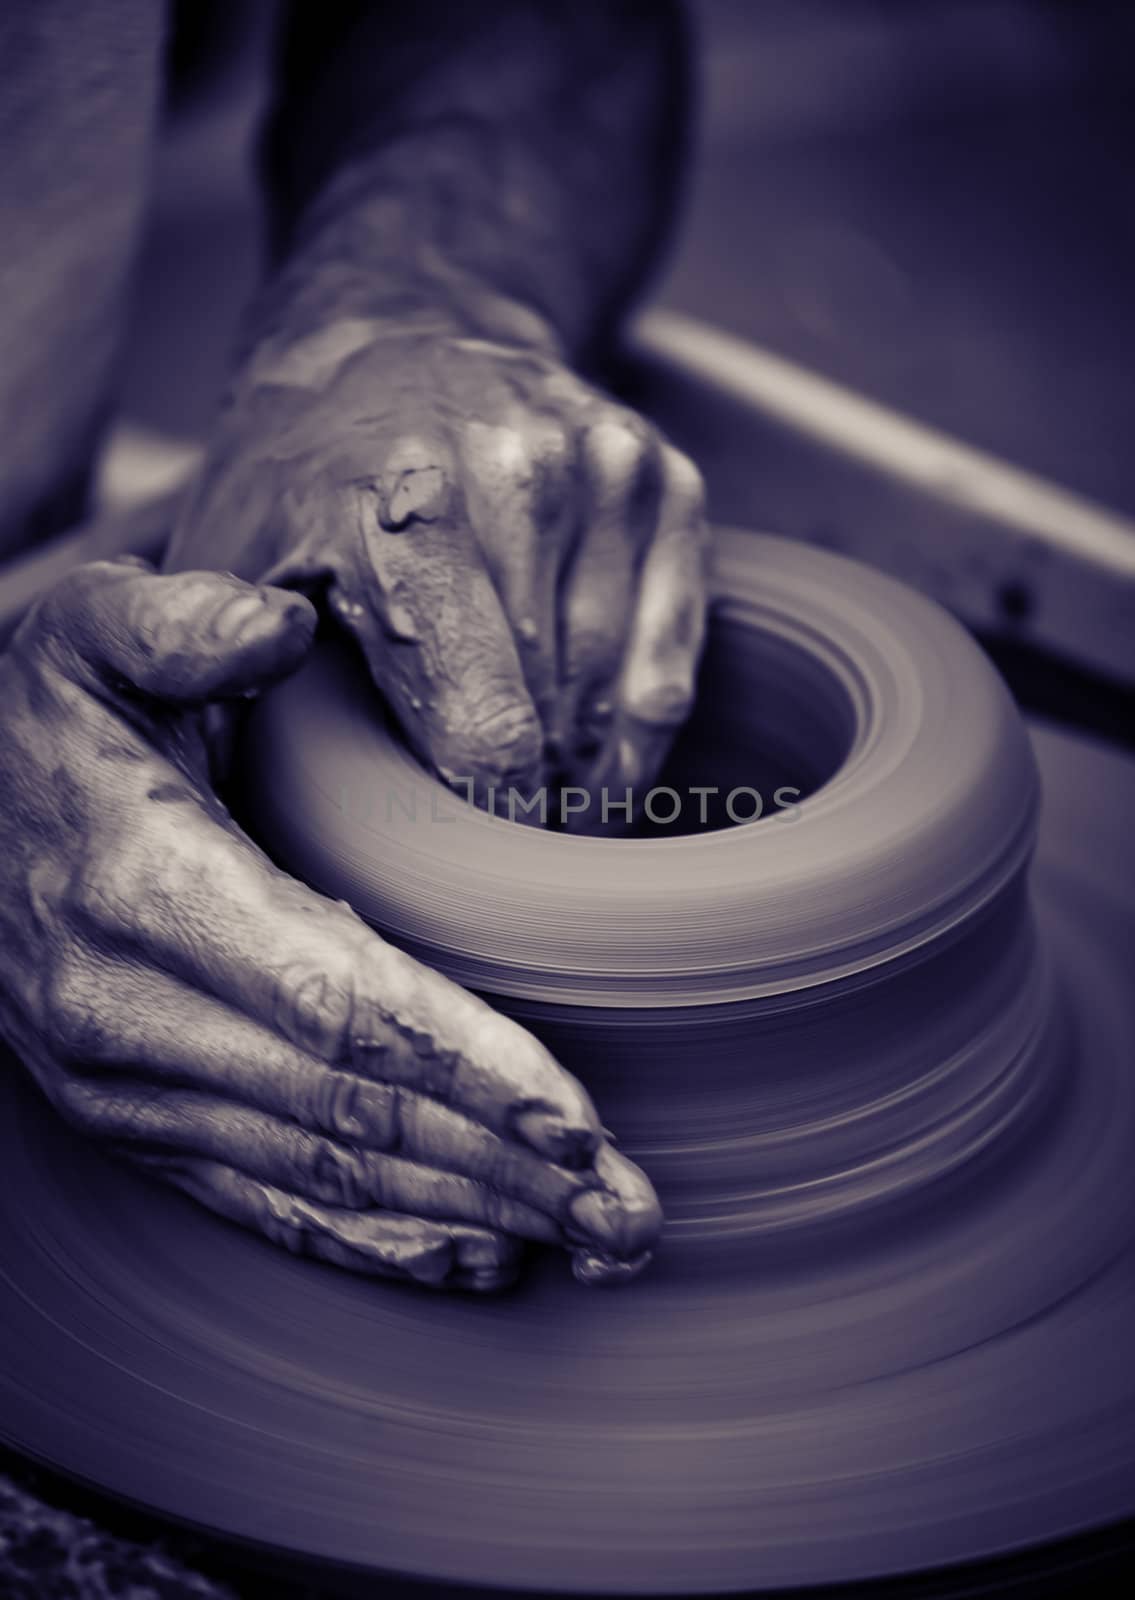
234,530,1082,1253
241,530,1036,1008
1,531,1132,1594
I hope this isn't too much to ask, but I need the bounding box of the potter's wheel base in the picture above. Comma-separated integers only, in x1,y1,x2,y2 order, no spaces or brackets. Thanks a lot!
0,722,1133,1594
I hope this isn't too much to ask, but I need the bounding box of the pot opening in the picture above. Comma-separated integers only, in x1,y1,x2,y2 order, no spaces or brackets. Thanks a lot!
621,608,859,838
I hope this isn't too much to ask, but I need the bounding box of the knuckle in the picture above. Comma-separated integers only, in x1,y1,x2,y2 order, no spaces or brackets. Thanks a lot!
309,1069,398,1146
465,420,531,486
587,413,650,489
481,417,569,503
312,1070,360,1140
660,443,707,518
272,959,356,1060
468,417,570,525
299,1133,370,1209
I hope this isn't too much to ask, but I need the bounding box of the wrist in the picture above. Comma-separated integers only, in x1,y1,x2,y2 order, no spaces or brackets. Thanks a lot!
248,116,595,371
236,277,562,412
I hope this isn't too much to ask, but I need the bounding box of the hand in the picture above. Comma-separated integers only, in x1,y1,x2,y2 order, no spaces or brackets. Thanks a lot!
0,561,662,1289
165,316,710,821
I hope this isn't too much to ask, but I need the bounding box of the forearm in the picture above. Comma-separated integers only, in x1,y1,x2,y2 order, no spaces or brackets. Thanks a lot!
253,0,690,362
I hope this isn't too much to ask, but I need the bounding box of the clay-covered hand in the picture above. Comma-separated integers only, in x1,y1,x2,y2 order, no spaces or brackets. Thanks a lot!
0,561,661,1290
165,319,709,819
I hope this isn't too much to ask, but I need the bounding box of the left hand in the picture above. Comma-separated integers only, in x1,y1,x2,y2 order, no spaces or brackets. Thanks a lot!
0,561,662,1292
165,317,709,822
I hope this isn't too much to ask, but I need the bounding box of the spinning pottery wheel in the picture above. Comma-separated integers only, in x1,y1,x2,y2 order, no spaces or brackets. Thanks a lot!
2,530,1134,1593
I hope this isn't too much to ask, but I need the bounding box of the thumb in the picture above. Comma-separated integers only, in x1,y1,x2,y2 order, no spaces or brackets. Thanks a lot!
22,559,316,704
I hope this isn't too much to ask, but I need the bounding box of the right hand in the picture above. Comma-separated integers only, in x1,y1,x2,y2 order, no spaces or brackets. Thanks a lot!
0,560,661,1291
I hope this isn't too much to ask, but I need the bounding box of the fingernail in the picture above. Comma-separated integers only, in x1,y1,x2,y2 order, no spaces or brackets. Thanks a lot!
513,1108,597,1168
571,1247,654,1287
567,1186,663,1257
212,593,265,645
279,595,317,637
566,1188,625,1253
463,1266,518,1294
232,614,288,660
232,608,314,677
406,1238,455,1287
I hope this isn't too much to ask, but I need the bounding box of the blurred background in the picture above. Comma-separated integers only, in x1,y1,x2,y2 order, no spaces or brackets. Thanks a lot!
125,0,1135,516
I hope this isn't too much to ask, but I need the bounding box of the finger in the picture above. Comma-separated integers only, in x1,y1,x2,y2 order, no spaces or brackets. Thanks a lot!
396,1095,661,1257
127,1154,522,1292
53,959,659,1257
23,561,316,704
69,801,604,1163
325,460,545,809
584,445,709,828
460,413,577,736
554,414,662,784
66,1081,564,1244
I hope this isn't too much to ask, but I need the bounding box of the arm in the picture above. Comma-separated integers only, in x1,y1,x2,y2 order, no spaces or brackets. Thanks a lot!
257,0,691,364
166,0,708,815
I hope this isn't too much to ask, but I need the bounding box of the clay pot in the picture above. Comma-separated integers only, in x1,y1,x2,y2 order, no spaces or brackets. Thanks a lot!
241,530,1048,1260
